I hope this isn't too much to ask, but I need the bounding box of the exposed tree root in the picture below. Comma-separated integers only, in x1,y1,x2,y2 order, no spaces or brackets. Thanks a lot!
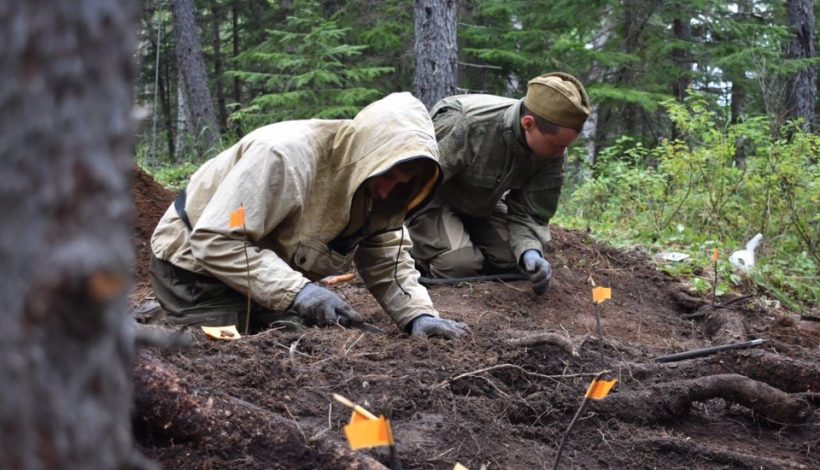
594,373,813,425
703,306,747,343
506,331,579,357
133,350,386,470
629,349,820,393
665,285,707,311
636,437,809,469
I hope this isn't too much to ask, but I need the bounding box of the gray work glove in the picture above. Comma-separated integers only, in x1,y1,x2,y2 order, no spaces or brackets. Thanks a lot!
521,249,552,295
290,283,364,327
410,314,471,339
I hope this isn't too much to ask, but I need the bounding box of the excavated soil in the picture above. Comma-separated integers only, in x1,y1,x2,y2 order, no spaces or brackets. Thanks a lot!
130,168,819,469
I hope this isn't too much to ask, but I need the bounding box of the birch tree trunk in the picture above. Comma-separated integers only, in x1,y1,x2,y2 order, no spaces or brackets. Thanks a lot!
171,0,220,150
784,0,816,131
413,0,458,109
0,0,149,467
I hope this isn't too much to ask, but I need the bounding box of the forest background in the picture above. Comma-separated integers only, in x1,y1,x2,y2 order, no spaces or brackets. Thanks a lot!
134,0,818,311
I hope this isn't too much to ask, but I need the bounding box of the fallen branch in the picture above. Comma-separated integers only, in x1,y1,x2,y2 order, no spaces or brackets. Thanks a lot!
593,373,812,425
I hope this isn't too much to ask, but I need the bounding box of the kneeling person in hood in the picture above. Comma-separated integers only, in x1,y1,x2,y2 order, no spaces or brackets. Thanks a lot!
149,93,469,339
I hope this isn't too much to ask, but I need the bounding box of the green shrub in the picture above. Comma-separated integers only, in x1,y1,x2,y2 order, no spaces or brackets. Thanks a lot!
558,91,819,310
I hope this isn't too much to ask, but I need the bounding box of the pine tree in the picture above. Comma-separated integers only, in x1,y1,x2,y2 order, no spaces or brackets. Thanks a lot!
228,0,393,128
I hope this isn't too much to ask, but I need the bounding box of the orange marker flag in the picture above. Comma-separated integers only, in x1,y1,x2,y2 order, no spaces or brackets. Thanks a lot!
592,286,612,304
585,378,617,400
229,206,245,229
711,248,719,263
343,411,394,450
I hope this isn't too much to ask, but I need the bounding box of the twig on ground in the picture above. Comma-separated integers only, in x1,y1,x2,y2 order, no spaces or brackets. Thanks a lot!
435,363,598,389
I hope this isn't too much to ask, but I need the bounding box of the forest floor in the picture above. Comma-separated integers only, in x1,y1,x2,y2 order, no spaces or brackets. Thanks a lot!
130,168,819,470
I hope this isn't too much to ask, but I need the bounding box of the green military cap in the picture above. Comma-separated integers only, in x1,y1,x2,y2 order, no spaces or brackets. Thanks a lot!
524,72,590,130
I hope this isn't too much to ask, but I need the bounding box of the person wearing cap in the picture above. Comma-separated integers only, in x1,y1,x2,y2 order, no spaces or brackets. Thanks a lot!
149,92,470,339
406,72,591,294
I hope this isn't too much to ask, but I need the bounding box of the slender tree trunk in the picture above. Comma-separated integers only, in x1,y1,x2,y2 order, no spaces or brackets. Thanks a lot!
784,0,816,131
0,0,149,468
413,0,458,109
671,6,691,102
619,0,642,138
160,39,175,160
171,0,220,149
232,0,242,106
209,0,228,131
576,13,614,182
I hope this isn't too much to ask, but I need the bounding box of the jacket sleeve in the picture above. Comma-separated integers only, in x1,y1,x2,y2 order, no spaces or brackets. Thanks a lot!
505,154,566,262
431,101,473,183
354,227,439,331
188,145,310,312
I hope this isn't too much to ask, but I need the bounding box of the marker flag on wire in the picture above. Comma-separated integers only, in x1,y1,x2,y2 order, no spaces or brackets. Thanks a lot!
592,286,612,304
343,410,394,450
229,206,245,229
585,378,617,400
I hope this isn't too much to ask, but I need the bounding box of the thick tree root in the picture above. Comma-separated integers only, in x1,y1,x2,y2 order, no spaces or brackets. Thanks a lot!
629,349,820,393
506,331,579,357
594,373,813,425
133,350,386,470
636,437,810,469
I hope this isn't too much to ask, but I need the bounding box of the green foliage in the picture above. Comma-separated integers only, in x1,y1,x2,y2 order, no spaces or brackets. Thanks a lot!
227,0,393,128
558,91,819,310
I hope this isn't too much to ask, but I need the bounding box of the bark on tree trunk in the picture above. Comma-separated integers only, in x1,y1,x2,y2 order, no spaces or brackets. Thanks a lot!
784,0,816,131
0,0,149,467
413,0,458,110
171,0,220,150
175,78,192,156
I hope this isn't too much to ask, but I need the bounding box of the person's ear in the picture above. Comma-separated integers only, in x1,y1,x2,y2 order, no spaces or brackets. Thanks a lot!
521,115,535,131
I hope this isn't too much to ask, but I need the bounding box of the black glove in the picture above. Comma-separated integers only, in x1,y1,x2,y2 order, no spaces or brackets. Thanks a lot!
521,249,552,295
410,314,471,339
290,283,364,327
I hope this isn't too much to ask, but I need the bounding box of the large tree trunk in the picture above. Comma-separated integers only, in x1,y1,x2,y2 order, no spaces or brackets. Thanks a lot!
784,0,816,132
0,1,148,468
171,0,220,150
413,0,458,109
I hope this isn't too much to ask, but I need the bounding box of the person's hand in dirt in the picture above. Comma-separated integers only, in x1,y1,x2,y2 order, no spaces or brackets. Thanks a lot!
521,249,552,295
290,283,364,327
409,314,471,339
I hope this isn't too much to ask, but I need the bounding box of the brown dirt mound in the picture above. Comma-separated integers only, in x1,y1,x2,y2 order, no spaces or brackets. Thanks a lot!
132,166,174,287
130,177,819,469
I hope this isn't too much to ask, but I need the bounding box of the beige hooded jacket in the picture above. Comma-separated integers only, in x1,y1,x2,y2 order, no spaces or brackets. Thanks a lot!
151,93,442,330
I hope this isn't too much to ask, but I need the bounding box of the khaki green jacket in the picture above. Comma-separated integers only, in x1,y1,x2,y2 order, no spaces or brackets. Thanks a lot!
151,93,441,330
430,94,565,262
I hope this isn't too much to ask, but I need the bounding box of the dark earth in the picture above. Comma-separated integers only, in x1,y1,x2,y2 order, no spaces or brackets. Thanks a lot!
130,167,819,469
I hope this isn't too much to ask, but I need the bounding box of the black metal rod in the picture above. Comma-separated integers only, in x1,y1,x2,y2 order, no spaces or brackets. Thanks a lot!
654,339,766,363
